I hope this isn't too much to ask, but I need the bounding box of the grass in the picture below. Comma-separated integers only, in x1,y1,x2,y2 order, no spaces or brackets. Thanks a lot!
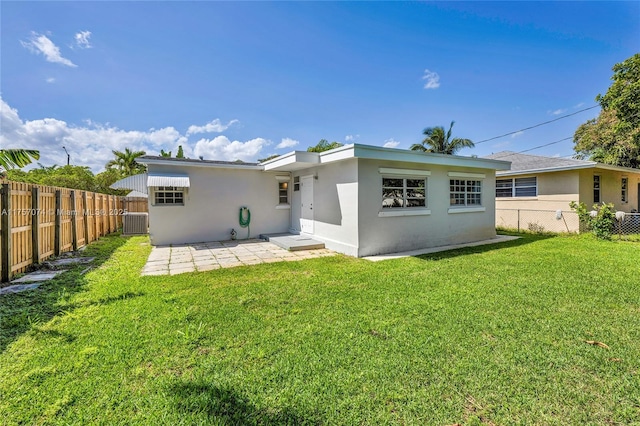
0,233,639,425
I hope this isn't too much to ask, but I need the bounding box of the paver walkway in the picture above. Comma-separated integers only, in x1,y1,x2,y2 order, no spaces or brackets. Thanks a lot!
141,239,336,276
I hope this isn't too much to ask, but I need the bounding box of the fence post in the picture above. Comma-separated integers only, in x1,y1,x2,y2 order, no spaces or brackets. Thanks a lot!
71,190,78,251
1,184,12,283
517,209,520,232
83,191,89,247
31,186,40,264
54,190,61,256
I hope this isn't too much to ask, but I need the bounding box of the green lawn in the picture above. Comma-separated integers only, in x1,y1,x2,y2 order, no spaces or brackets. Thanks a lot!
1,233,639,425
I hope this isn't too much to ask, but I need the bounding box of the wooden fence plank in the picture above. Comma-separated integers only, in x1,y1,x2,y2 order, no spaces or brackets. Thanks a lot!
1,184,11,282
54,190,61,257
82,191,89,247
32,186,40,264
71,190,78,251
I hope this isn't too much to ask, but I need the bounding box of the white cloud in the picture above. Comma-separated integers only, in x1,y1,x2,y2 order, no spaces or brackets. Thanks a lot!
345,134,360,142
422,69,440,89
186,118,239,135
194,136,268,162
276,137,299,149
74,31,92,49
21,32,77,67
511,131,524,138
574,102,585,108
0,98,278,171
46,77,56,84
382,138,400,148
0,98,187,172
549,109,566,116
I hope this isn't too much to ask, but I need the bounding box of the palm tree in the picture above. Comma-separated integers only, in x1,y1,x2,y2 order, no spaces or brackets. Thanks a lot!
106,148,146,176
0,149,40,170
410,121,474,155
0,149,40,173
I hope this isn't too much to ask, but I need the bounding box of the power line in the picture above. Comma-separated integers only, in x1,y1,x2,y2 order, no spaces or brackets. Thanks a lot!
518,137,573,154
489,136,573,159
475,105,600,145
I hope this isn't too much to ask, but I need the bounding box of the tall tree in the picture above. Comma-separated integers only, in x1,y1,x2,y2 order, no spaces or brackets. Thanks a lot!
574,54,640,168
307,139,343,153
0,149,40,174
410,121,474,154
106,148,147,176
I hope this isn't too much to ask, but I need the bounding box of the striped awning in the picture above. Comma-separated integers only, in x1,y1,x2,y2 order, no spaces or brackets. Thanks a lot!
147,173,190,188
110,173,148,194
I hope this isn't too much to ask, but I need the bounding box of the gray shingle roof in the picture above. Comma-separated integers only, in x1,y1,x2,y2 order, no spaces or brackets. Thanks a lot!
483,151,594,173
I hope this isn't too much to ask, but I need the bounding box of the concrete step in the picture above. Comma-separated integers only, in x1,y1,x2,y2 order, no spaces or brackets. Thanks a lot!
260,233,325,251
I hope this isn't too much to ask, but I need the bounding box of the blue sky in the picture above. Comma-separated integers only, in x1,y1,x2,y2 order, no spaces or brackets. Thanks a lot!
1,1,638,172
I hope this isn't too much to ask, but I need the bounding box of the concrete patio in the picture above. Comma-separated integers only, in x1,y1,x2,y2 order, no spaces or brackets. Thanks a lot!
141,239,336,276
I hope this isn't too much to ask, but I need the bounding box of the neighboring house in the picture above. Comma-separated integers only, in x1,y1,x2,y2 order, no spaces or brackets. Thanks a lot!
484,151,640,232
138,144,510,257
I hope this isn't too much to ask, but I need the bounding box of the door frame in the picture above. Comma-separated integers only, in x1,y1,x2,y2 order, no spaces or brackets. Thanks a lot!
300,175,314,234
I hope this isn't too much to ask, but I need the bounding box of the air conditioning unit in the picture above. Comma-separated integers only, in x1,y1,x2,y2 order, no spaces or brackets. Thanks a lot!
123,212,148,235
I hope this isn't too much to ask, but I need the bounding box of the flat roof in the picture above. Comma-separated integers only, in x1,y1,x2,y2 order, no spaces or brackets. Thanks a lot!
139,155,262,170
139,145,512,173
263,143,511,172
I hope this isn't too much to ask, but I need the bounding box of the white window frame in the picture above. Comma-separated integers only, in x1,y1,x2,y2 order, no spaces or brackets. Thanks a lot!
379,168,430,217
153,186,185,206
496,177,537,197
594,175,601,203
621,177,628,203
447,172,485,213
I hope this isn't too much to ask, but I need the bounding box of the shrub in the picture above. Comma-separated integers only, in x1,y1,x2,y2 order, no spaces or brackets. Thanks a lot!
527,222,546,233
569,201,616,240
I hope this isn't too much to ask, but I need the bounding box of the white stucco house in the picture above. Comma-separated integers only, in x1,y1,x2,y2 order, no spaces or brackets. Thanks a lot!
138,144,510,257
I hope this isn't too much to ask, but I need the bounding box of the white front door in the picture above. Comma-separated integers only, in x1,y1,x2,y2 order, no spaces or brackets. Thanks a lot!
300,175,314,234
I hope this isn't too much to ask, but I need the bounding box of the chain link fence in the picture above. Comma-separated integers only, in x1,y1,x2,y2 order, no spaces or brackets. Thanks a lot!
496,208,640,235
614,212,640,235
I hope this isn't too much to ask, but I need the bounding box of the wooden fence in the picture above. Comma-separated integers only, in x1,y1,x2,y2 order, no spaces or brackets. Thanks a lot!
0,180,127,283
123,197,149,213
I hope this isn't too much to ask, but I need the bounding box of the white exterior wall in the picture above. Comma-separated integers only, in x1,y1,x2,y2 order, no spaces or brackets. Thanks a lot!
290,159,360,256
357,159,497,257
147,164,290,245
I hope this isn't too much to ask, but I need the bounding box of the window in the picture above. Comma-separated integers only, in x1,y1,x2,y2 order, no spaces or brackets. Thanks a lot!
293,176,300,191
154,186,184,205
382,177,426,209
622,177,628,203
496,177,537,197
278,181,289,204
594,175,600,203
450,179,482,206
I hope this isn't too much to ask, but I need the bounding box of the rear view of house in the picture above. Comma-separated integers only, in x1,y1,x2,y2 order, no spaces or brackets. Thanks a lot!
139,144,510,257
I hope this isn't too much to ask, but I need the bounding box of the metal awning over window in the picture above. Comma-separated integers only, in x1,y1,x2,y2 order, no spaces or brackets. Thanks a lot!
147,174,190,188
110,173,148,194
